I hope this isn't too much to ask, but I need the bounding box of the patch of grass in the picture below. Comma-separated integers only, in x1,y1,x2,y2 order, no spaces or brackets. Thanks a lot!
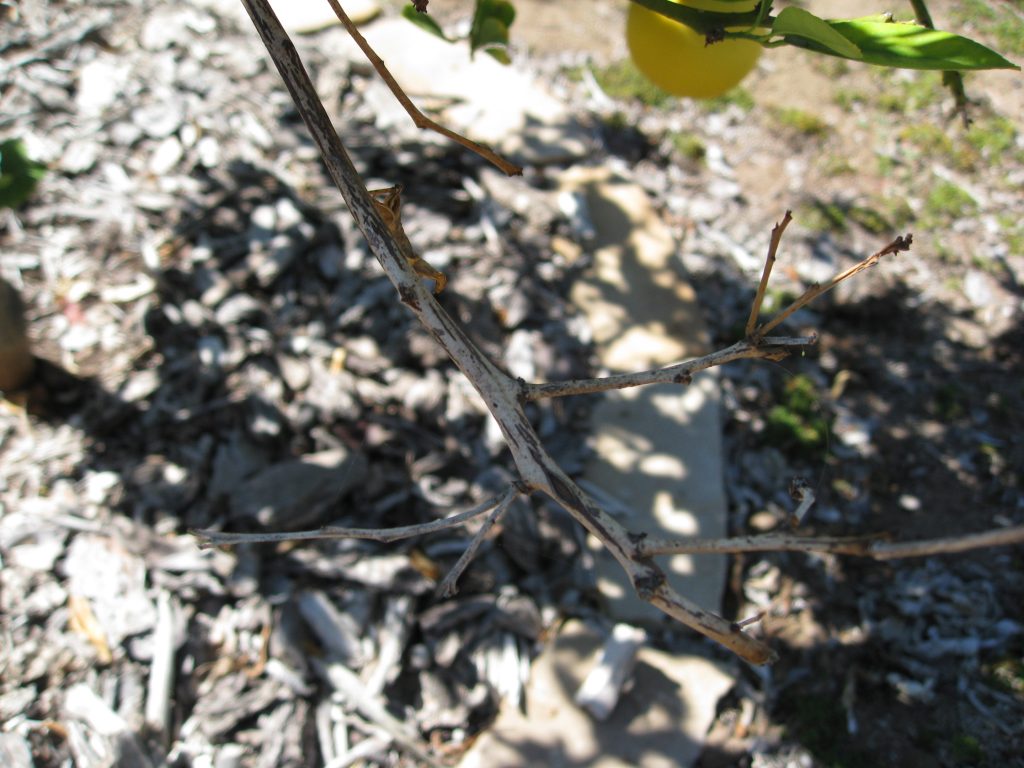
950,733,984,764
772,107,830,137
953,0,1024,56
765,375,829,460
847,205,896,235
699,86,755,112
798,201,847,232
562,65,585,83
932,382,968,421
833,88,868,110
998,214,1024,257
782,693,874,768
669,132,706,163
797,200,900,236
593,59,671,107
875,152,899,176
900,123,954,156
820,155,855,177
967,115,1019,156
875,70,945,113
865,196,915,231
904,126,975,170
924,180,977,224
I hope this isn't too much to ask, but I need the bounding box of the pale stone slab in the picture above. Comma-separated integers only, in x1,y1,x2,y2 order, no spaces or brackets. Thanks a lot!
459,620,735,768
561,166,729,625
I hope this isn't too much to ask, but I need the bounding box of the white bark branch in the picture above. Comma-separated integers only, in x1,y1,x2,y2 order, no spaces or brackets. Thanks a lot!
194,487,518,547
523,336,813,401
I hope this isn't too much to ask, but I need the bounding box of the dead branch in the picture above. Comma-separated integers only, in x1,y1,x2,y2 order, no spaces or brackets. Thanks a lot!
220,0,776,666
437,491,515,597
213,0,971,672
522,335,813,401
639,525,1024,559
750,234,912,342
745,210,791,339
194,486,519,547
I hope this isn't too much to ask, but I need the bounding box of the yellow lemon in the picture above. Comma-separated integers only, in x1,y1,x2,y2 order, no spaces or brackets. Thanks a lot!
626,0,763,99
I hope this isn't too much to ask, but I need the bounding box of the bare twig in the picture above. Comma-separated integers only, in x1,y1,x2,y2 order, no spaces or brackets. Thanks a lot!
324,0,523,176
639,524,1024,559
437,488,518,597
522,336,814,401
193,488,514,547
866,525,1024,560
750,234,912,341
745,210,792,338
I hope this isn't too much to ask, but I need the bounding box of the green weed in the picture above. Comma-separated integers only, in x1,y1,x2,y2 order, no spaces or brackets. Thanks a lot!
669,132,706,163
700,86,755,112
773,107,830,137
953,0,1024,56
593,60,671,107
924,180,977,224
765,375,829,460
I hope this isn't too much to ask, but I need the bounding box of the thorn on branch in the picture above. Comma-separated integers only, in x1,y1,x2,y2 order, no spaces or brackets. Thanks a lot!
730,611,765,632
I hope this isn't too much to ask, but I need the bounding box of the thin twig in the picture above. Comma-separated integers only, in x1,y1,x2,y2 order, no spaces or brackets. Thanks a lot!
436,487,518,596
751,234,912,341
639,525,1024,558
192,489,512,547
867,525,1024,560
745,210,792,339
324,0,522,176
522,336,812,401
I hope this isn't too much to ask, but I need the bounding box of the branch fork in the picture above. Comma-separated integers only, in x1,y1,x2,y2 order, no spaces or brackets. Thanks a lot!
198,1,1024,689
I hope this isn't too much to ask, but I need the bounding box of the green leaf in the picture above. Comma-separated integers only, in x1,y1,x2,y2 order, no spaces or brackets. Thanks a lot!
772,7,861,59
400,4,450,42
0,139,46,210
470,0,516,64
783,16,1020,71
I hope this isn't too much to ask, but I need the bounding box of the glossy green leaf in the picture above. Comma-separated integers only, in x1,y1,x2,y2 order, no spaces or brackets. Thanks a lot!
400,4,450,42
772,7,861,59
785,16,1020,71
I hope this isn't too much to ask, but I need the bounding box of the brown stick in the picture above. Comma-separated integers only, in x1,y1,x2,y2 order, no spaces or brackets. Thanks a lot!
751,234,911,341
745,210,791,339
